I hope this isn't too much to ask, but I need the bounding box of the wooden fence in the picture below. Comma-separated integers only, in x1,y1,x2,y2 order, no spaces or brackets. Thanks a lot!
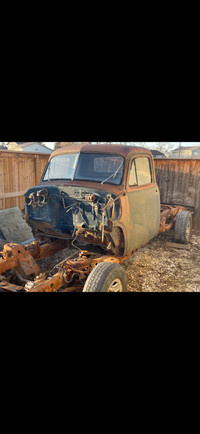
154,159,200,230
0,150,49,210
0,152,200,230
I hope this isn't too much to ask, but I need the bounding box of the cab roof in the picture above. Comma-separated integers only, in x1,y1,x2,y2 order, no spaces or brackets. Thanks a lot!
51,143,152,159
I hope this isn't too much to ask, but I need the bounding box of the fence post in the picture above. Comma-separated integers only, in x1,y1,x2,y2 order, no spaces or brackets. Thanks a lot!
34,155,39,185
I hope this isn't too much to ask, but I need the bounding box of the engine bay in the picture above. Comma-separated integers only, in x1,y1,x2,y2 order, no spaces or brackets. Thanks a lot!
24,185,124,254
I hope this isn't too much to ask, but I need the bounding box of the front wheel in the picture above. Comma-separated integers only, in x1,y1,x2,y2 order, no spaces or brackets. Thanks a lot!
83,261,128,292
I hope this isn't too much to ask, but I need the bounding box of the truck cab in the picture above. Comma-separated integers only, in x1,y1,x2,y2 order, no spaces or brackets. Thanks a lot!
24,144,160,256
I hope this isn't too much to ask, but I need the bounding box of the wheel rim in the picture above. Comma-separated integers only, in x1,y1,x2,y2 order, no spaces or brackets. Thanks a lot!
107,278,123,292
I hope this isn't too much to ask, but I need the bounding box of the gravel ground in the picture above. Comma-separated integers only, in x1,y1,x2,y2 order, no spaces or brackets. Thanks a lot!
123,231,200,292
38,231,200,292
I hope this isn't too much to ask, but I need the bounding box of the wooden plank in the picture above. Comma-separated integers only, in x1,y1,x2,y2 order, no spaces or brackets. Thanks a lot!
6,156,11,209
165,242,190,250
0,150,50,158
2,156,6,209
0,190,26,199
0,158,3,210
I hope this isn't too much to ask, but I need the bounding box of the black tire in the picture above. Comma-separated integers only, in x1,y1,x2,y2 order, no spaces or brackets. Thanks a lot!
83,261,128,292
174,211,192,244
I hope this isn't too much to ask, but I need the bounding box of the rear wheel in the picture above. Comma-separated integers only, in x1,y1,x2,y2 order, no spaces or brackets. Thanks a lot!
83,261,127,292
174,211,192,244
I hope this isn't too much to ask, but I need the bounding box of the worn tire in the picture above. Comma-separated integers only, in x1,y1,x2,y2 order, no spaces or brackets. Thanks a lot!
83,261,128,292
174,211,192,244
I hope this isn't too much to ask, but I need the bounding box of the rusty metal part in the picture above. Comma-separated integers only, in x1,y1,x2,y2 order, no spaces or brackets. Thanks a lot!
25,270,66,292
0,243,41,277
61,285,83,292
84,193,96,202
0,234,144,293
25,248,134,293
33,228,109,249
0,239,69,278
0,281,24,292
100,191,125,212
101,210,105,243
26,239,69,261
159,204,185,233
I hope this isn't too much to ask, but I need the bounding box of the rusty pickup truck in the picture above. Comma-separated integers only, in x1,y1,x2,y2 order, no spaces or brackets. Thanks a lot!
0,144,193,292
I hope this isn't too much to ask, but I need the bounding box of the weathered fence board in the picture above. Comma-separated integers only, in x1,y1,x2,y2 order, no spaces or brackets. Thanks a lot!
0,151,49,211
154,159,200,229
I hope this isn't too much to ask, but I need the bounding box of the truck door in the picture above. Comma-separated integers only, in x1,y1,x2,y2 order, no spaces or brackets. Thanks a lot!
127,154,160,252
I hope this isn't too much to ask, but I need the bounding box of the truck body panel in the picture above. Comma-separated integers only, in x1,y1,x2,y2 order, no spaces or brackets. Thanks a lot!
24,144,160,256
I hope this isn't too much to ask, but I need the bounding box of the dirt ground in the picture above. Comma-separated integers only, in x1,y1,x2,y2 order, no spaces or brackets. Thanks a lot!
38,230,200,292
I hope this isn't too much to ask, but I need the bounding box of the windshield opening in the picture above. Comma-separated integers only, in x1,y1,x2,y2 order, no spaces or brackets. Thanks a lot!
43,154,79,181
43,153,124,185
